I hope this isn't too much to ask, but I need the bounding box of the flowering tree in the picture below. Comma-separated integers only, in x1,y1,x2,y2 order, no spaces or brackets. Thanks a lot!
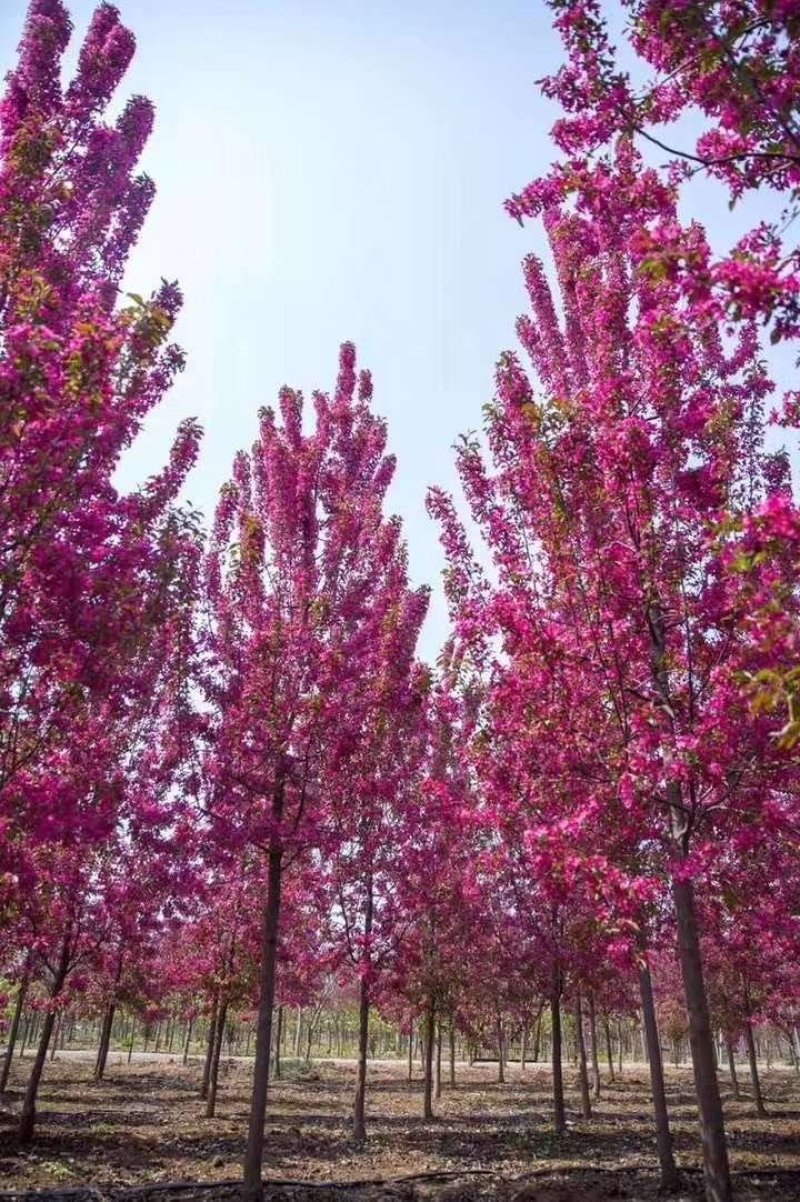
0,0,201,914
0,0,205,1142
510,0,800,345
203,343,423,1196
325,589,429,1141
493,6,800,1193
431,138,793,1196
507,0,800,739
386,652,481,1121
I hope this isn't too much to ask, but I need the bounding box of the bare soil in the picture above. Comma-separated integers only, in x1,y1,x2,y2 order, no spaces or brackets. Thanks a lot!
0,1054,798,1201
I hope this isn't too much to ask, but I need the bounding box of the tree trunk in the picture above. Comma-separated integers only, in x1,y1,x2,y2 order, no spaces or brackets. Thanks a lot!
603,1014,615,1083
293,1006,303,1059
533,1008,543,1063
588,993,601,1099
26,1014,40,1055
640,956,680,1191
95,1003,116,1081
651,593,732,1202
1,974,29,1092
423,998,435,1120
617,1018,623,1074
242,819,284,1202
19,1008,58,1144
273,1006,283,1080
49,1012,63,1062
744,1020,766,1116
19,934,71,1145
575,994,592,1119
182,1017,194,1066
725,1036,741,1102
407,1017,413,1084
550,972,566,1135
639,1011,649,1064
434,1020,443,1099
200,995,219,1100
18,1010,31,1060
353,968,371,1141
206,998,229,1118
521,1021,529,1072
449,1022,456,1087
496,1015,505,1084
673,874,732,1202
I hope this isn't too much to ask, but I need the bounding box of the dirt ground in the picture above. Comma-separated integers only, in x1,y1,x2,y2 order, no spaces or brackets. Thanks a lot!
1,1054,799,1200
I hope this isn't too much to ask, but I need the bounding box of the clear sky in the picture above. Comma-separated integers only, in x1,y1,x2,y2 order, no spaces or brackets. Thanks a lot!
0,1,794,661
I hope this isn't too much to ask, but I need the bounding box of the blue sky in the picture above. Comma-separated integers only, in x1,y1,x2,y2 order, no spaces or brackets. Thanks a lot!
1,2,794,660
